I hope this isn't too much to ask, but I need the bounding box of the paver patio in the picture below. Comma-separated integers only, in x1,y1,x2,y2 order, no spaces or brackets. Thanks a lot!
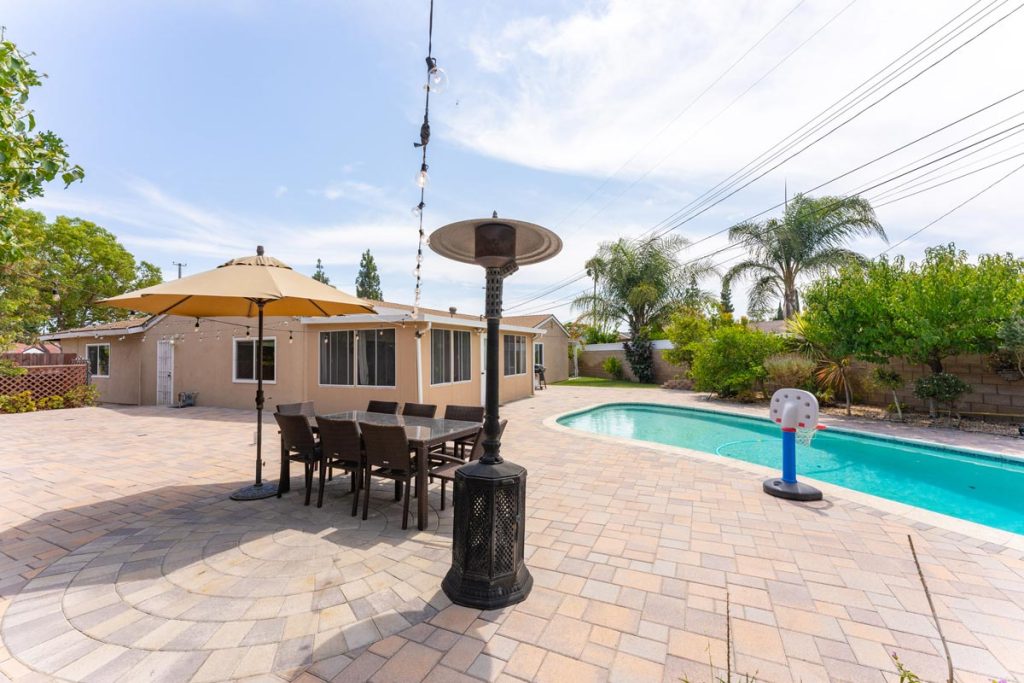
0,386,1023,682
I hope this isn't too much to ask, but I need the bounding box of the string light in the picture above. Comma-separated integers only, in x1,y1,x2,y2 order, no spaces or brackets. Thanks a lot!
245,326,251,337
288,330,293,344
194,318,200,332
411,0,444,316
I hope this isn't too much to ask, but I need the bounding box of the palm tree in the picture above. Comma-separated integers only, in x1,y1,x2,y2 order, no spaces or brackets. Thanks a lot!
572,235,716,337
584,256,605,329
724,194,886,319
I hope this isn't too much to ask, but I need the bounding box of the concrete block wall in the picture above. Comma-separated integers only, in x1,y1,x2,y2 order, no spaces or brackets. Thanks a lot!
580,343,1024,416
578,342,685,385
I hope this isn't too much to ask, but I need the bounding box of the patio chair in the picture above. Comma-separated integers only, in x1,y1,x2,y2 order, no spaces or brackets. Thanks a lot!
431,419,507,511
277,401,315,418
315,416,362,512
359,422,415,529
402,402,437,418
439,404,485,459
366,400,399,414
275,412,320,506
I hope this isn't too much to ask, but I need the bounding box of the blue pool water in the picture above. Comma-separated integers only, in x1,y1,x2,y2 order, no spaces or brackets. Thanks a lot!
558,403,1024,535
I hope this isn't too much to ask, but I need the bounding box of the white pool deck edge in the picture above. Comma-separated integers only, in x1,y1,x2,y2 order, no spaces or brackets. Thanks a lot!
544,400,1024,555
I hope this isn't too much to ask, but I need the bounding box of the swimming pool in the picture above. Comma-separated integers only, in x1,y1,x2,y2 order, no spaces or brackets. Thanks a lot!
557,402,1024,535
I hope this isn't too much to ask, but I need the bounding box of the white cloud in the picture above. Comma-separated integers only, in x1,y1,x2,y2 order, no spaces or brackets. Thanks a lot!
273,185,288,198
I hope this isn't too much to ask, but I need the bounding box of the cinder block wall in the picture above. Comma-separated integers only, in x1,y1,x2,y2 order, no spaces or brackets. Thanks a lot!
580,344,1024,416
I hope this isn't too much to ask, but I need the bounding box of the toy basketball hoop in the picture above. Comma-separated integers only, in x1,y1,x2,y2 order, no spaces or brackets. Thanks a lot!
763,388,823,502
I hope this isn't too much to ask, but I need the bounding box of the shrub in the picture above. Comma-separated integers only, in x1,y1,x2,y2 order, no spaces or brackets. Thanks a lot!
873,367,905,421
601,356,624,380
623,331,654,384
583,327,619,344
663,309,712,366
0,390,36,413
62,385,100,408
690,325,784,397
763,353,817,393
35,395,65,410
0,359,27,378
914,372,970,419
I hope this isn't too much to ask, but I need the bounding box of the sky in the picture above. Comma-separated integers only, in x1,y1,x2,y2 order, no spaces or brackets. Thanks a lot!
5,0,1024,323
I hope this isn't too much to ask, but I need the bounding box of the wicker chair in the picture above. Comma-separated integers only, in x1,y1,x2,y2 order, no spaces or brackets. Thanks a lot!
402,402,437,418
441,404,485,459
275,412,320,506
277,401,315,418
359,422,416,529
315,417,363,512
431,419,507,511
366,400,399,414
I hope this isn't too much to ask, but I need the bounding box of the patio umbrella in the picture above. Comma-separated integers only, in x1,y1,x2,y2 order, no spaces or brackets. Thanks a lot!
99,246,374,500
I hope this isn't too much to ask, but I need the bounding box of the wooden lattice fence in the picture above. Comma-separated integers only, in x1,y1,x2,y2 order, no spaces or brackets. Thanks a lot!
0,363,89,398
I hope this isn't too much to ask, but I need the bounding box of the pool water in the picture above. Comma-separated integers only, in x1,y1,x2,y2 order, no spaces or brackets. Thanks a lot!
558,403,1024,535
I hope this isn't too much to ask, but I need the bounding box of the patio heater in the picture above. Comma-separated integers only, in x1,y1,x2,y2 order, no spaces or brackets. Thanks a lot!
429,213,561,609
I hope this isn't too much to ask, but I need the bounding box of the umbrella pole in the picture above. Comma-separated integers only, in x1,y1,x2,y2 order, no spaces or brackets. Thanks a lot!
230,300,278,501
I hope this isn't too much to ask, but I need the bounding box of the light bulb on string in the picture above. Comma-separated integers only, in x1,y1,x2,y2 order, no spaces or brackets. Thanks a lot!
416,163,429,188
288,331,293,344
194,318,200,332
426,58,448,94
412,202,425,217
245,326,251,337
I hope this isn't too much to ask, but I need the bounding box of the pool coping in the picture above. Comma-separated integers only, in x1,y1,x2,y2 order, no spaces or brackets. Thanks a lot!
543,400,1024,554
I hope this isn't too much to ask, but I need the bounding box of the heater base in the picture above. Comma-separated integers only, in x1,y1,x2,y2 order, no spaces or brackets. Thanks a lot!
763,478,822,501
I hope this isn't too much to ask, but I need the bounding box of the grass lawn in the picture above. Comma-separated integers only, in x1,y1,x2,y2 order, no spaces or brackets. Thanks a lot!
555,376,661,389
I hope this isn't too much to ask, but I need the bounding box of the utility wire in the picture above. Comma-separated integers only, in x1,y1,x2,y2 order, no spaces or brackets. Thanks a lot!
505,0,1016,308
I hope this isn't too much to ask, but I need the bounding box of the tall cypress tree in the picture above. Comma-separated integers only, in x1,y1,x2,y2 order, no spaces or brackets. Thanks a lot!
355,250,383,300
720,281,734,314
312,258,331,285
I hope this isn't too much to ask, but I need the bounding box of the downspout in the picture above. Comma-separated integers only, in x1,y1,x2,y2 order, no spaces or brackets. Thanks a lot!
415,320,431,403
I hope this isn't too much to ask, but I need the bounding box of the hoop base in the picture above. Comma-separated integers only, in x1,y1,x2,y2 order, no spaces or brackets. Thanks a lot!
763,478,822,501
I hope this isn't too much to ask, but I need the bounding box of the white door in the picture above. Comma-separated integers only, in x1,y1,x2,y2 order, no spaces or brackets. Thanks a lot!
480,334,487,406
156,340,174,405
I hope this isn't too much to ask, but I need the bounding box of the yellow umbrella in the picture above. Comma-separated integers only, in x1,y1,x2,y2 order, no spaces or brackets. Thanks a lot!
99,246,374,500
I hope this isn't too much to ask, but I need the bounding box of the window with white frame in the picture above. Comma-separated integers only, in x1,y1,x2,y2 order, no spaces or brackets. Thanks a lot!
503,335,526,376
357,329,396,386
431,329,471,385
234,338,276,382
534,342,544,367
319,330,354,385
86,343,110,377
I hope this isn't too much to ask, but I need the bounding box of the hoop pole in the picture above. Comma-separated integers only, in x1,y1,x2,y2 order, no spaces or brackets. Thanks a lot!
781,429,797,484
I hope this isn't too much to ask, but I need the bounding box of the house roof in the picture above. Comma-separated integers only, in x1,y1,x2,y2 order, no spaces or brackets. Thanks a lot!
41,316,165,340
3,342,61,354
299,300,554,335
502,314,569,337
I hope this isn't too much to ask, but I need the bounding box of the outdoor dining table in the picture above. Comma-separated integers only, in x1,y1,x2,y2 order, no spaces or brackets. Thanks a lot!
298,410,482,531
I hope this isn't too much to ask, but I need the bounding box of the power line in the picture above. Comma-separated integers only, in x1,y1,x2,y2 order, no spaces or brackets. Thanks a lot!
504,0,1015,308
878,157,1024,254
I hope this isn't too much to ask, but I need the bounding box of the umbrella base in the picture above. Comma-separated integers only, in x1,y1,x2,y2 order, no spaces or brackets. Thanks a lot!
229,482,279,501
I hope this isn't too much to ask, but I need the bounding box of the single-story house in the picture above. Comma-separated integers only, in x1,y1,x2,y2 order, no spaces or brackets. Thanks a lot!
502,314,571,383
43,301,564,413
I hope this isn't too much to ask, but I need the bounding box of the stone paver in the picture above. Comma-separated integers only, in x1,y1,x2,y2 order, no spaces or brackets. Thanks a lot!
0,388,1022,682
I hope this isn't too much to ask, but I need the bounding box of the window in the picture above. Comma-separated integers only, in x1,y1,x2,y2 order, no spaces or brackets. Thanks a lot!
431,329,472,384
357,329,396,387
503,335,526,376
534,342,544,367
86,344,110,377
234,338,275,383
319,331,354,385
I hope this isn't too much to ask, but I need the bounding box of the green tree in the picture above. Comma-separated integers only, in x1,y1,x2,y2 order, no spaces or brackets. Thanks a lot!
572,235,715,337
355,249,382,300
719,281,734,314
663,308,713,366
312,258,331,285
724,194,886,319
1,209,162,335
0,35,84,225
996,315,1024,379
888,245,1023,374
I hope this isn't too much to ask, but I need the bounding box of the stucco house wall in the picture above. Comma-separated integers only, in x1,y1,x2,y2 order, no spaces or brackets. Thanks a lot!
50,309,543,412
